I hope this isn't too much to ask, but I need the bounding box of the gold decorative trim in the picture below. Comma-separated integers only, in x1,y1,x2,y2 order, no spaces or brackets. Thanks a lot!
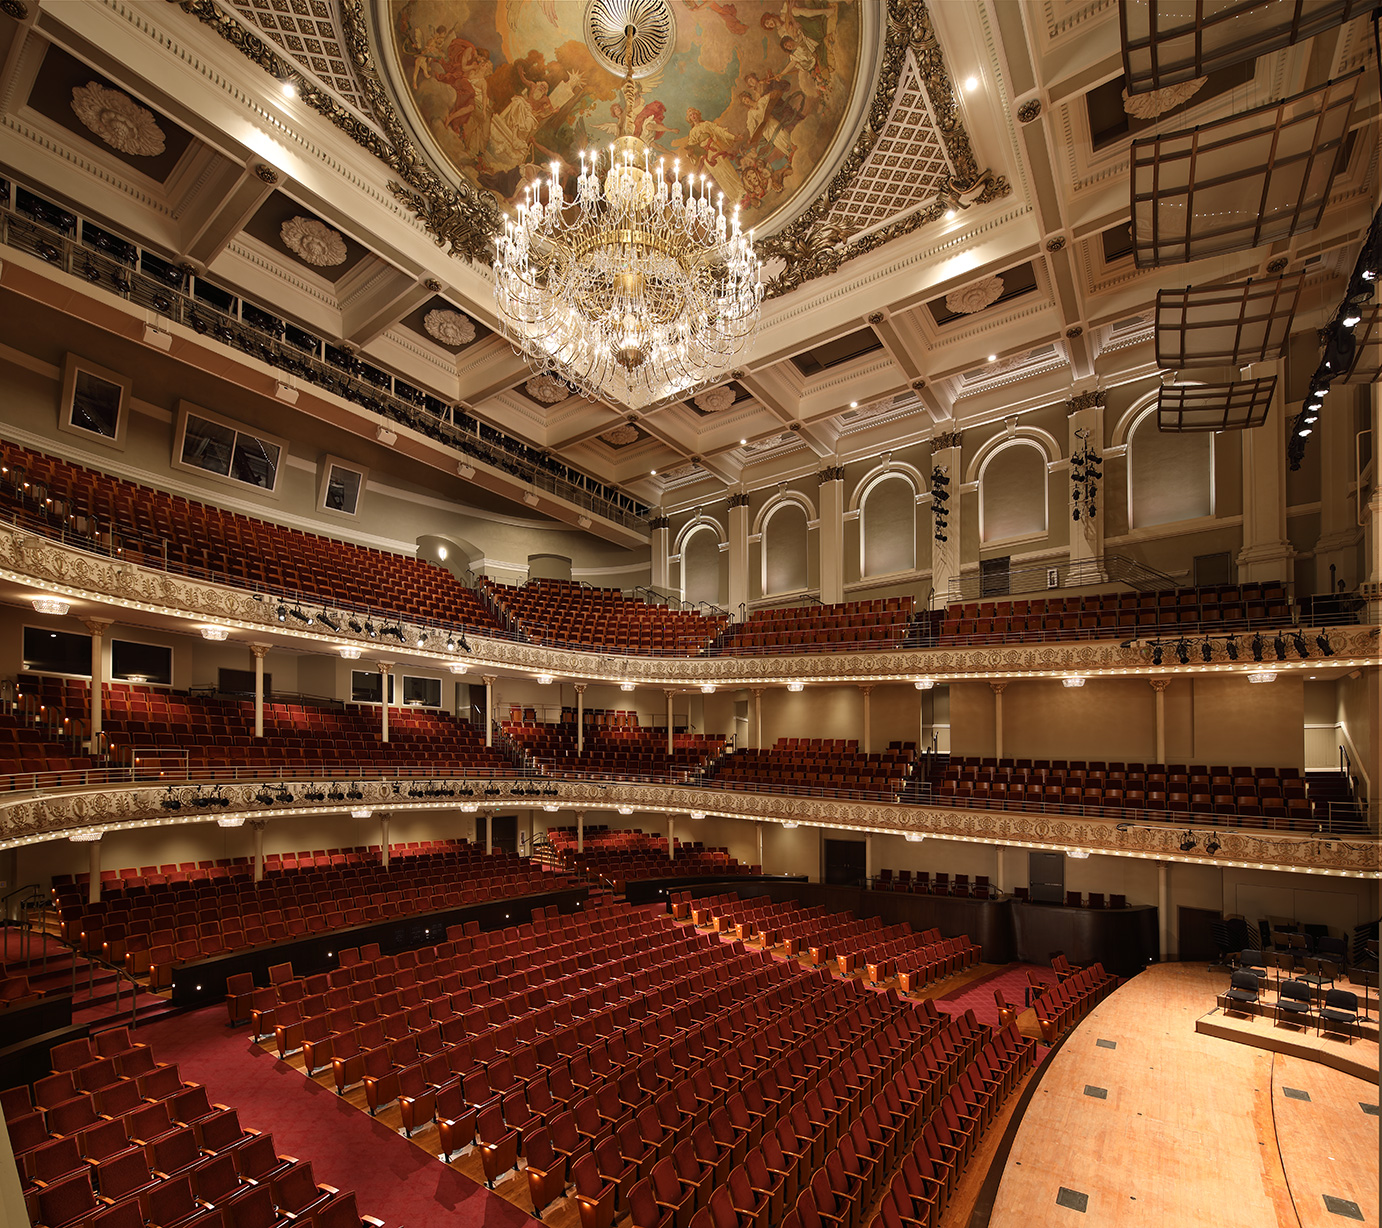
931,429,963,452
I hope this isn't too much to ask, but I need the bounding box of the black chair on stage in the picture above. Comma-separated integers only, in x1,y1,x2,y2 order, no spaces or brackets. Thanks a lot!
1238,949,1267,978
1318,989,1359,1044
1220,970,1260,1019
1274,980,1314,1031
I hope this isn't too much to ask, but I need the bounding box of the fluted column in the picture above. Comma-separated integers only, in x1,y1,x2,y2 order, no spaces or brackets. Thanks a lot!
756,822,764,872
752,687,764,750
576,810,584,854
379,814,391,868
87,838,101,904
83,619,111,744
249,819,268,883
668,816,675,860
375,662,392,743
249,644,271,739
485,810,493,855
1149,677,1171,765
650,515,670,593
990,680,1008,759
818,467,845,605
574,684,586,754
859,684,874,754
664,689,676,755
728,493,751,617
929,432,962,607
865,834,874,887
995,845,1006,897
481,675,496,747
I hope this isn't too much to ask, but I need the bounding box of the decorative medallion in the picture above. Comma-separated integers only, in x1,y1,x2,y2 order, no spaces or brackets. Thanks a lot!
423,307,477,347
424,277,442,291
601,423,641,446
1266,257,1290,274
911,379,926,391
1017,98,1042,124
255,163,279,184
1045,235,1066,252
945,275,1004,315
280,216,348,266
1122,77,1206,120
866,311,886,325
70,82,166,157
525,374,571,404
1065,325,1084,338
693,386,737,414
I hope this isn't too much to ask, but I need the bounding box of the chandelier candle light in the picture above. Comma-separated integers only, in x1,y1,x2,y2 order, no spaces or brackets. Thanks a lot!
493,23,762,408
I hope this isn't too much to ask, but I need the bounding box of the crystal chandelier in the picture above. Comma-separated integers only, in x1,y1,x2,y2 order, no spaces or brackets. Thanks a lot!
492,26,762,409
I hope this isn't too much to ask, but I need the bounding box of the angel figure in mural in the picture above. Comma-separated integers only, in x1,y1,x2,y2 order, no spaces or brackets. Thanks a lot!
683,0,749,35
439,40,495,156
396,4,457,91
684,107,737,169
762,3,839,99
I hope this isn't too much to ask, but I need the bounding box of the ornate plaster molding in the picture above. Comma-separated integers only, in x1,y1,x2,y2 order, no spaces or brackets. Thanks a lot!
1,775,1372,877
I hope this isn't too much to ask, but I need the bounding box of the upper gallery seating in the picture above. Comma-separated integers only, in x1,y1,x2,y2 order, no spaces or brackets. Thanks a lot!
924,582,1295,645
14,679,511,775
502,717,726,778
51,843,567,977
707,739,916,796
0,440,503,634
4,1027,385,1228
874,869,995,899
714,597,914,655
543,827,752,884
930,755,1365,832
480,578,727,655
0,703,95,783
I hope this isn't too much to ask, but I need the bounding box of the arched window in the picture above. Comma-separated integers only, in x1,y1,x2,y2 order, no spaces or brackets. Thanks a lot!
681,524,724,606
861,475,916,576
762,501,809,594
980,441,1048,542
1128,407,1213,528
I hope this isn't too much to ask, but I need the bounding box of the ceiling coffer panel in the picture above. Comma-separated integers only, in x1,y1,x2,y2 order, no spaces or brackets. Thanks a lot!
1154,275,1304,368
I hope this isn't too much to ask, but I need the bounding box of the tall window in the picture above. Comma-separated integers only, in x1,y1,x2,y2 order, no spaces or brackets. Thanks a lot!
861,475,916,576
763,502,809,594
980,441,1048,542
1128,407,1213,528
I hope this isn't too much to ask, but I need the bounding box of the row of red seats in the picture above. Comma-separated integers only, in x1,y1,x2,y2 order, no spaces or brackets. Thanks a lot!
716,598,915,657
875,870,994,899
2,1027,382,1228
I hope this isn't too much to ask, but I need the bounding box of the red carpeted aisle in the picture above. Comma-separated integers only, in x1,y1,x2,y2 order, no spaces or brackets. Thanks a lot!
134,1005,537,1228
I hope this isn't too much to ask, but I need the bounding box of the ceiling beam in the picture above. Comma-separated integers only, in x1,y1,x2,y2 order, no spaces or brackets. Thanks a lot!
182,164,278,270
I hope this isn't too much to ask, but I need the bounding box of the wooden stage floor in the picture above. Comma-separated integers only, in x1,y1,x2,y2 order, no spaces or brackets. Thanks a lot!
988,963,1379,1228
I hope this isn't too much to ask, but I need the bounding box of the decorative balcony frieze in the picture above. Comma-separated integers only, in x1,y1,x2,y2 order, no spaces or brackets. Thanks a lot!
2,525,1377,687
0,774,1373,877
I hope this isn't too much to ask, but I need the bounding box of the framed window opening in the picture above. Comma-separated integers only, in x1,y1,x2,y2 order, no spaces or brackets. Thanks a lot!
318,455,367,516
173,401,286,495
110,639,172,686
401,675,441,707
351,670,395,704
59,354,131,450
22,626,92,677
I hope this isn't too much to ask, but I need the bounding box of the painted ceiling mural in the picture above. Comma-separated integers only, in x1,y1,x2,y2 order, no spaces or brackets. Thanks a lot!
386,0,863,232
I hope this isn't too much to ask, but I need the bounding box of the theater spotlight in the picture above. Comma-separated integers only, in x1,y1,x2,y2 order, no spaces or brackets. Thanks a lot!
317,612,340,632
1151,641,1164,666
1316,631,1334,656
365,621,378,639
1200,639,1213,662
458,635,471,652
275,603,288,623
348,617,363,633
1225,636,1240,661
1251,632,1265,662
1273,633,1288,661
385,625,406,643
416,630,428,647
289,605,312,625
1179,831,1197,852
446,634,456,651
1290,631,1309,659
1205,832,1222,855
1175,638,1190,665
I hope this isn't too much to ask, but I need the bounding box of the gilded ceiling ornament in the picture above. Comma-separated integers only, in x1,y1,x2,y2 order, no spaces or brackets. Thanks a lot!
1266,257,1290,274
1016,99,1042,124
255,164,279,184
1121,77,1207,120
423,308,476,347
1066,326,1084,338
1045,236,1066,252
280,216,347,267
601,424,640,446
524,374,570,404
945,275,1004,315
70,82,166,157
693,386,737,414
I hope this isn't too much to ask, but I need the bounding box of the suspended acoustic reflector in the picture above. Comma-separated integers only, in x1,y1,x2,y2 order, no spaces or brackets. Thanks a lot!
1155,275,1303,368
1157,375,1277,431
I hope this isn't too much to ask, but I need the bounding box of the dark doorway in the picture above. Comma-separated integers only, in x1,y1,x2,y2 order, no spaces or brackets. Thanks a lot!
980,556,1011,597
824,838,865,887
1178,906,1220,962
1028,851,1064,904
490,814,518,856
218,667,270,696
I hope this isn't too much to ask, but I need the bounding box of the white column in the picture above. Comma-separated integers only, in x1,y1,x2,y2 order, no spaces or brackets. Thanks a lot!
1313,389,1360,591
1150,678,1170,765
376,662,391,743
481,675,496,748
250,644,271,739
928,434,963,608
664,690,676,755
87,839,101,904
485,810,493,855
668,817,675,860
817,467,845,605
1368,383,1382,619
380,814,391,868
990,681,1007,759
1066,393,1106,580
250,819,267,883
83,619,111,744
728,493,750,618
752,687,764,750
756,822,764,871
1157,861,1172,962
865,834,874,886
859,685,873,754
995,845,1006,897
650,515,670,593
1237,364,1295,583
577,810,584,854
918,688,928,751
574,684,586,754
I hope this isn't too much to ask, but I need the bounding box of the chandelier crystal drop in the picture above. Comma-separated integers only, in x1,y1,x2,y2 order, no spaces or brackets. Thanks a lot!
492,27,761,409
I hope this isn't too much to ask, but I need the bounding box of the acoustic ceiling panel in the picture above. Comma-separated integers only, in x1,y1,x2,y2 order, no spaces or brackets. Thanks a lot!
1157,375,1278,431
1120,0,1370,94
1155,275,1304,368
1131,74,1360,268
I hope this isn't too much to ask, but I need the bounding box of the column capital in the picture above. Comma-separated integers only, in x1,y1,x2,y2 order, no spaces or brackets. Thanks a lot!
1148,677,1172,692
573,683,586,694
930,429,962,453
817,465,845,484
480,675,497,686
857,684,874,696
248,643,273,659
374,660,393,673
82,617,113,636
663,687,677,697
648,515,670,530
728,492,752,509
247,818,270,831
750,687,766,697
1065,389,1106,415
989,680,1008,694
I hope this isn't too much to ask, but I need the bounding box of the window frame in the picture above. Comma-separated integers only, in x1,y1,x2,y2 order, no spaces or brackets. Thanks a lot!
317,454,368,517
59,353,131,450
172,400,287,496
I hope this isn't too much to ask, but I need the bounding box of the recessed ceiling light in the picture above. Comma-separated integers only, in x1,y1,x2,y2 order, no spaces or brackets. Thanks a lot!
850,401,858,408
281,80,296,98
987,354,997,362
740,438,747,445
964,76,979,92
650,470,657,475
944,209,956,221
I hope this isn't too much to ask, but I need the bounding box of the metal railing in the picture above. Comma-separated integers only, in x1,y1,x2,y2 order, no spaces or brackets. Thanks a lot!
945,554,1182,602
0,760,1373,836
